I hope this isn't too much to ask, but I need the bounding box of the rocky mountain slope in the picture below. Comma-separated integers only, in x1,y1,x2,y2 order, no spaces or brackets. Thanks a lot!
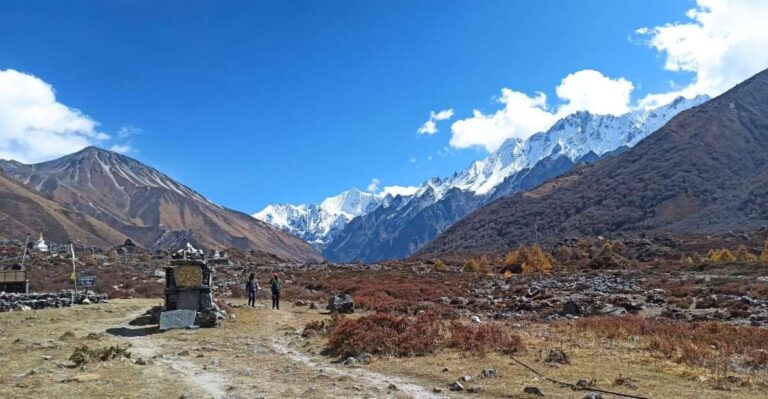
419,69,768,257
321,96,707,262
0,170,127,247
0,147,321,261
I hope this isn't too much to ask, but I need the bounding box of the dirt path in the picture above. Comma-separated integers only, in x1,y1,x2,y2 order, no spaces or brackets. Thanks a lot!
102,303,444,399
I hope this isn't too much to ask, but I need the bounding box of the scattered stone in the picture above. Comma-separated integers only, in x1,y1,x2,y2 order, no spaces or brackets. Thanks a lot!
433,387,443,393
481,368,499,378
135,357,147,365
575,379,594,389
42,355,52,360
81,298,91,305
327,294,355,314
294,300,309,306
309,302,318,310
545,349,570,365
342,357,356,366
524,386,545,396
470,315,481,324
387,383,398,391
228,313,236,320
582,393,603,399
240,368,253,376
467,387,481,393
178,350,191,356
461,375,472,382
449,381,464,391
442,367,450,372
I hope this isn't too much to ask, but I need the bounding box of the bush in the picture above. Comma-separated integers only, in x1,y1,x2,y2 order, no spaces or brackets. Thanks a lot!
762,240,768,263
70,345,131,366
133,281,164,297
707,248,736,263
327,312,444,358
448,322,523,355
434,259,449,272
735,245,758,262
463,256,490,273
504,244,552,274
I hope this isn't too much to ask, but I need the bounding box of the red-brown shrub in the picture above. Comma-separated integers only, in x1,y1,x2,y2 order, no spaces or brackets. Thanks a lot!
327,312,444,358
448,322,523,355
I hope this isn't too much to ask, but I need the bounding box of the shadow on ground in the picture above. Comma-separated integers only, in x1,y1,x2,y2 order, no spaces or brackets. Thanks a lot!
106,326,160,337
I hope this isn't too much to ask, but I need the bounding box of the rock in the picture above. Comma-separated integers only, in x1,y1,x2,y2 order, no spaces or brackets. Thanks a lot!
159,309,197,331
545,349,570,365
740,296,754,305
582,393,603,399
240,368,253,376
467,387,481,393
357,353,372,364
470,315,481,324
461,375,472,382
228,313,236,320
309,302,318,310
14,304,31,312
178,350,191,356
81,298,91,305
387,383,398,391
294,300,309,306
342,357,356,366
327,294,355,314
524,386,545,396
442,367,450,372
481,368,499,378
449,381,464,391
575,379,593,389
433,387,443,393
135,358,147,365
561,300,583,316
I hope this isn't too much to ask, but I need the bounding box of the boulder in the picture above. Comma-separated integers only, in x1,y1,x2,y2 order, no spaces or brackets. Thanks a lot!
328,294,355,314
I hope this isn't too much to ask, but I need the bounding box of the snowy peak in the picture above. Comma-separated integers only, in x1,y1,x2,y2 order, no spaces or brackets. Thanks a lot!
253,187,413,249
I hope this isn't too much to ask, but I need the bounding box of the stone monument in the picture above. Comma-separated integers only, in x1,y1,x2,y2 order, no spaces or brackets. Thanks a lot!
162,245,220,328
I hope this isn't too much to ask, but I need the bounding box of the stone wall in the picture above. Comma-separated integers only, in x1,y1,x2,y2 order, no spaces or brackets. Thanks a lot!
0,290,108,312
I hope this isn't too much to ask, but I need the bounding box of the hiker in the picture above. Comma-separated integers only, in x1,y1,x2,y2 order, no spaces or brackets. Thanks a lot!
269,272,284,310
246,273,259,307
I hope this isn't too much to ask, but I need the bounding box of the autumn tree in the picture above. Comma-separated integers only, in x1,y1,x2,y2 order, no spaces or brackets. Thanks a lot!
504,244,552,275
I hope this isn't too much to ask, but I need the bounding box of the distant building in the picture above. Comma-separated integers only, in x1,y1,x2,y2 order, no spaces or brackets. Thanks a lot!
35,233,49,253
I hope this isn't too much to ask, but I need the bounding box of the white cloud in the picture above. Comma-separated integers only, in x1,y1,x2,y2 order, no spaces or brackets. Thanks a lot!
0,69,111,163
417,108,454,135
117,125,143,138
381,185,418,197
407,157,417,164
109,144,133,154
637,0,768,108
367,178,380,193
556,70,634,116
449,70,634,152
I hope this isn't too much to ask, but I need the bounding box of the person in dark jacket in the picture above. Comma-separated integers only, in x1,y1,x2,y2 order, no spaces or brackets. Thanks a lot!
269,272,283,310
246,273,259,307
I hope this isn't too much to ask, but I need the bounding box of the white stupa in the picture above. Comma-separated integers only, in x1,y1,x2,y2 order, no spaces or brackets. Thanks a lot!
35,233,49,252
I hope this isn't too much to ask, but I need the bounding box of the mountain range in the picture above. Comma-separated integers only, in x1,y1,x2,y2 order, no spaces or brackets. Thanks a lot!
0,147,321,262
256,95,708,262
419,69,768,257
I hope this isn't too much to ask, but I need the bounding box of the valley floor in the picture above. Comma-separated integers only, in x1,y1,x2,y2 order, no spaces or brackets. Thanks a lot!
1,297,767,399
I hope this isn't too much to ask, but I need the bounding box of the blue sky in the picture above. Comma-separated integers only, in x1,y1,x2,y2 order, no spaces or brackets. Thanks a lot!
1,0,756,212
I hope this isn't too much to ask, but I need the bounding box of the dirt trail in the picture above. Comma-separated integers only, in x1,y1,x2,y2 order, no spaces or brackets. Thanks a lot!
102,304,444,399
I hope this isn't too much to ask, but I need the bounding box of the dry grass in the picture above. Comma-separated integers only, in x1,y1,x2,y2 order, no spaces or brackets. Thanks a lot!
565,315,768,371
327,312,444,357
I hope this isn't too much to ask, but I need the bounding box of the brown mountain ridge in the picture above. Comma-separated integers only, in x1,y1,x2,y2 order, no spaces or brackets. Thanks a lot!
419,68,768,257
0,147,321,262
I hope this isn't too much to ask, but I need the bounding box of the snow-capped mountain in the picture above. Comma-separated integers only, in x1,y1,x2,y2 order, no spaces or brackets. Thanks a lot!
323,95,709,262
418,95,710,200
253,187,413,249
